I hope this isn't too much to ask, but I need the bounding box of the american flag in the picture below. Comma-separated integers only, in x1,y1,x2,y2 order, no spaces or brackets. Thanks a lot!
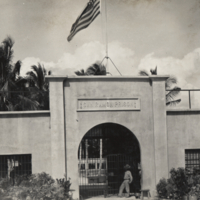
67,0,100,42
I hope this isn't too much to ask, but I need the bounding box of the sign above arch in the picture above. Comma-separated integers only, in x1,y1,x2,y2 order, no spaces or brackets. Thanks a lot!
77,98,140,111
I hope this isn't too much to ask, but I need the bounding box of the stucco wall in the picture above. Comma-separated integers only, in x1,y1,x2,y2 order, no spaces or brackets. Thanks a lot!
64,77,157,197
2,76,192,199
0,111,51,174
167,110,200,171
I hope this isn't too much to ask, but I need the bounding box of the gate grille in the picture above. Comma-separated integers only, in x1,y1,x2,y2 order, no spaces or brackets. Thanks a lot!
78,123,141,198
107,154,136,195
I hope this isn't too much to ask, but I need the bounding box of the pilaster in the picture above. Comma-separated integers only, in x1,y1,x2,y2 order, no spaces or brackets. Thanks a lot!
150,75,169,185
47,76,67,179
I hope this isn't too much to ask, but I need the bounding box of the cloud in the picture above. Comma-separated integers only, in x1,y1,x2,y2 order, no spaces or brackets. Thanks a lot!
21,57,55,76
138,48,200,89
21,42,200,89
138,48,200,109
21,41,200,110
21,43,200,109
21,41,136,76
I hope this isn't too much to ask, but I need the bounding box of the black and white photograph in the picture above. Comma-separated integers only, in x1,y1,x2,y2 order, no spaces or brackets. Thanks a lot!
0,0,200,199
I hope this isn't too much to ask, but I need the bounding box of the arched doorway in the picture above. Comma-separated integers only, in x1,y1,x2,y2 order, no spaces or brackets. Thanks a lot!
78,123,141,198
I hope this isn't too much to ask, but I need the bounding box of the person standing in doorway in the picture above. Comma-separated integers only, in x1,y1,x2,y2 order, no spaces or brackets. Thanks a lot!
118,164,133,198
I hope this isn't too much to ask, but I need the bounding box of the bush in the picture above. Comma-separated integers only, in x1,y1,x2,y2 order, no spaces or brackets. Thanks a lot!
156,178,168,198
187,168,200,198
0,172,73,200
169,168,189,198
156,168,190,199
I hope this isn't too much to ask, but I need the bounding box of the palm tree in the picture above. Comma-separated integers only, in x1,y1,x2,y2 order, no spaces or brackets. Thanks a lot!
0,60,26,111
0,36,28,111
139,67,181,106
0,36,15,88
75,62,107,76
26,63,50,110
0,36,43,111
0,36,22,89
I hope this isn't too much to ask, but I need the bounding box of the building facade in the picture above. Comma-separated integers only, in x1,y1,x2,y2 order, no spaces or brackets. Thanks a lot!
0,76,200,199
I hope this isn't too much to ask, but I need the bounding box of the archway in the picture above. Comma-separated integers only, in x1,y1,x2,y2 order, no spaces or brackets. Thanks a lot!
78,123,141,198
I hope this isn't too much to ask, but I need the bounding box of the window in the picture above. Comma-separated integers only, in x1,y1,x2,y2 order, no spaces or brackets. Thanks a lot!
0,154,32,180
185,149,200,171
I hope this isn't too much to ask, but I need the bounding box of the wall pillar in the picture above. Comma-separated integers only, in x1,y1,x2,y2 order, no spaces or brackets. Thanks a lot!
150,76,169,187
64,81,80,200
47,76,67,179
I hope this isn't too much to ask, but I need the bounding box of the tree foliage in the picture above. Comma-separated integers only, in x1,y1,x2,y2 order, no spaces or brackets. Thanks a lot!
139,66,181,106
0,36,50,111
26,63,50,110
0,172,72,200
75,62,107,76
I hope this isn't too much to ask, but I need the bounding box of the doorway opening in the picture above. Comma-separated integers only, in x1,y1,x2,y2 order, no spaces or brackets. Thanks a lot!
78,123,141,198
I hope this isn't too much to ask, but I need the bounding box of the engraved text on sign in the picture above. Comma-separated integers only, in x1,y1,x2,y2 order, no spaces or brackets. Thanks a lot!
77,98,140,111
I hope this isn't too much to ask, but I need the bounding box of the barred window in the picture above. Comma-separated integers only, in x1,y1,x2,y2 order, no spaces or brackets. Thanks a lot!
185,149,200,171
0,154,32,179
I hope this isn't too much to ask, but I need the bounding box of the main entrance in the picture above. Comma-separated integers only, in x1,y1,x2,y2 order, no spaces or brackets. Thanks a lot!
78,123,141,198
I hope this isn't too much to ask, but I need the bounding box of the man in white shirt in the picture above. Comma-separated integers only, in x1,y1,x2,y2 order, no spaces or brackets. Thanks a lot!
118,164,133,198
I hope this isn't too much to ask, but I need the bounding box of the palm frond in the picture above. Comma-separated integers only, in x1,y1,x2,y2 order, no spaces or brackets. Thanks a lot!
0,47,4,58
0,81,9,92
31,65,39,74
74,69,85,76
166,86,181,102
36,63,45,89
17,95,40,111
27,65,45,89
30,63,45,89
86,65,97,75
15,76,24,82
13,60,22,76
150,66,157,75
2,36,15,49
9,60,22,81
7,49,14,63
99,64,106,75
43,67,47,76
166,99,181,106
139,70,149,76
26,71,38,85
6,101,14,111
166,76,177,89
0,79,18,95
2,36,14,62
27,87,40,98
86,62,106,76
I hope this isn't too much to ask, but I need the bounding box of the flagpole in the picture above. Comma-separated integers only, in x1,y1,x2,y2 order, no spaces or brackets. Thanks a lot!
100,0,122,76
105,0,109,72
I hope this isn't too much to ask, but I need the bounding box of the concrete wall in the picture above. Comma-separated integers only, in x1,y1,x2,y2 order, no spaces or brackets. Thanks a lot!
3,76,200,199
49,78,66,179
151,77,169,184
64,76,158,198
167,110,200,171
0,111,51,175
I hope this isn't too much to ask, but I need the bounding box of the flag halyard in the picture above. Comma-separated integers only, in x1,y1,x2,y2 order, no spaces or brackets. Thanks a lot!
67,0,100,42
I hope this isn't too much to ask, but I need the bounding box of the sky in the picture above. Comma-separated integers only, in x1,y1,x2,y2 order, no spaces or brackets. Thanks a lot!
1,0,200,94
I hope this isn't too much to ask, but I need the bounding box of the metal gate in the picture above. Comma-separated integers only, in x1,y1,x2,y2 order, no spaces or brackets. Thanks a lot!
107,154,141,196
78,123,141,198
107,154,132,195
